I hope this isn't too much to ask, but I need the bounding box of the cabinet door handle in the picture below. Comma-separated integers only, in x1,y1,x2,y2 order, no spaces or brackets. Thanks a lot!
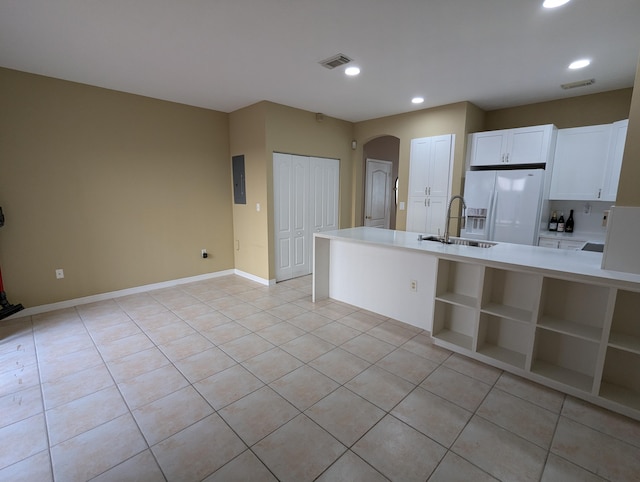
506,153,509,163
428,187,431,195
427,198,430,207
501,154,505,163
425,187,428,195
598,188,602,199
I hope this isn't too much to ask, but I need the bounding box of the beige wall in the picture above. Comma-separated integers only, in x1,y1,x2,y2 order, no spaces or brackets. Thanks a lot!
617,58,640,206
485,88,632,130
353,102,480,231
229,103,269,280
230,101,354,280
0,68,234,307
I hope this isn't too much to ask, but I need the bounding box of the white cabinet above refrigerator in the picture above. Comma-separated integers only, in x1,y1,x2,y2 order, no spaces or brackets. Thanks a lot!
468,124,556,167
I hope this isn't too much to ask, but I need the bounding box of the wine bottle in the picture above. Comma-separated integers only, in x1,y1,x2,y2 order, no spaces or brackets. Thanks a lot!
565,209,574,233
548,211,558,232
557,212,565,232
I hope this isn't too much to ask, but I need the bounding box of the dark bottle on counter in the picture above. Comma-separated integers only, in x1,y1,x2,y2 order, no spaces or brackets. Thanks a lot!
557,212,565,232
565,209,574,233
548,211,558,231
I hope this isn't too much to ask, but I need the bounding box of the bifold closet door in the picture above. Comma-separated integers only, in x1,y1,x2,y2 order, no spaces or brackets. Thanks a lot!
310,157,339,234
274,153,339,282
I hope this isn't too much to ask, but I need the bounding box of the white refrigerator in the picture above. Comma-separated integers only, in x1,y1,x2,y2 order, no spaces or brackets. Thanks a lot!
462,169,545,245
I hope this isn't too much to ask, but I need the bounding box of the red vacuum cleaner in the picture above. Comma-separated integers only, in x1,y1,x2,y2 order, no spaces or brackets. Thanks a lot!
0,207,24,320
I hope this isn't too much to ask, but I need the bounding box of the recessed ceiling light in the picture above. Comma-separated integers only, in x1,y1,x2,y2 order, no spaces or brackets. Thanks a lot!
412,97,425,104
569,59,591,70
543,0,570,8
345,66,360,76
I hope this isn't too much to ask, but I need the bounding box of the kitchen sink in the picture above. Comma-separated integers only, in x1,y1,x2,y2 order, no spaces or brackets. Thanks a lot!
418,234,496,248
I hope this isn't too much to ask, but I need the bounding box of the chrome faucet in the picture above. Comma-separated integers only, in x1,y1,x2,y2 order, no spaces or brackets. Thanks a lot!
444,195,467,244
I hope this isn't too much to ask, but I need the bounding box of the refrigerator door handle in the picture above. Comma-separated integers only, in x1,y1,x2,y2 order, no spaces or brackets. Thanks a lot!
488,190,498,241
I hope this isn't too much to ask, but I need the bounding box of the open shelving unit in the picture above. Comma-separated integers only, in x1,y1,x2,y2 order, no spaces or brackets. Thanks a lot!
536,278,610,342
599,290,640,410
430,259,640,421
432,260,483,351
531,328,599,392
476,313,530,369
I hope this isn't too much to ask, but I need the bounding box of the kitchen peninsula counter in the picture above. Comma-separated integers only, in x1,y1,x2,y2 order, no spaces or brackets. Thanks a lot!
313,227,640,421
313,226,640,288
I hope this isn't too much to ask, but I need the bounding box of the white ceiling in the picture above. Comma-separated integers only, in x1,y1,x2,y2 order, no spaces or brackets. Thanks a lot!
1,0,639,123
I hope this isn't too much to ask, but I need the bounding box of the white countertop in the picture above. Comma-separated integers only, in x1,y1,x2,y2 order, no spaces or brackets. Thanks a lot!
316,227,640,287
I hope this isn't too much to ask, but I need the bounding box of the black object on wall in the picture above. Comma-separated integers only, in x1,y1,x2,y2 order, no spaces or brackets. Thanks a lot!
232,155,246,204
0,206,24,320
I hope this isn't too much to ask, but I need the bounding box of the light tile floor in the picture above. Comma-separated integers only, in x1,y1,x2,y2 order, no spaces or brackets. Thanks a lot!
1,274,639,481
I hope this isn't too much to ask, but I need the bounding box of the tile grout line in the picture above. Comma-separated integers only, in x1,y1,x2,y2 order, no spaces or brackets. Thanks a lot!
28,313,56,481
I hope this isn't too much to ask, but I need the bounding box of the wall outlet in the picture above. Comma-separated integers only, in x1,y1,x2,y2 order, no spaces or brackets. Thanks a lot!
410,280,417,292
399,201,405,211
201,249,208,259
55,269,64,279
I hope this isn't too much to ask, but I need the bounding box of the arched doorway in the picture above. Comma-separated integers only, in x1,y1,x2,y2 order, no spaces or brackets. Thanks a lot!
362,136,400,229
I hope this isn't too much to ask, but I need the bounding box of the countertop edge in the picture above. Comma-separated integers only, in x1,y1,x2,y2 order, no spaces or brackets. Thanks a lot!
315,227,640,288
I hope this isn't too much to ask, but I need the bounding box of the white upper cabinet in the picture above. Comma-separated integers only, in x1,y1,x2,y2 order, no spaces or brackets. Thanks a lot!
468,124,556,167
602,119,629,201
550,121,627,201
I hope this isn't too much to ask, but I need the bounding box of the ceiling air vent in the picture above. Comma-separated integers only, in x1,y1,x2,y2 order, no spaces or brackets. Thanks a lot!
319,54,352,70
561,78,596,90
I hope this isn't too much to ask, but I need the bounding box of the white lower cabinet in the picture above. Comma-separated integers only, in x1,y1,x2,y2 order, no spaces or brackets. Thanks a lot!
431,259,640,420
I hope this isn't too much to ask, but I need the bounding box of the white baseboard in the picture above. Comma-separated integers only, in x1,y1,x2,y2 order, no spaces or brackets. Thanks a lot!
234,269,275,286
8,269,244,319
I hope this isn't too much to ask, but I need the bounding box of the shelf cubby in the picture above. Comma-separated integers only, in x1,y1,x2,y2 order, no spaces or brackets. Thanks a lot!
532,328,599,392
476,313,530,369
432,300,476,351
481,268,541,323
608,290,640,355
599,347,640,411
435,260,482,309
537,278,611,342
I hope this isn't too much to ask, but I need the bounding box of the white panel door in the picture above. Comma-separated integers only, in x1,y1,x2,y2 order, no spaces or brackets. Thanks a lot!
406,197,427,233
550,124,611,200
426,196,448,236
602,119,628,201
274,153,339,282
408,139,429,196
508,126,549,165
274,153,295,281
470,130,507,166
429,135,453,197
291,156,310,278
310,157,339,234
364,159,393,228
